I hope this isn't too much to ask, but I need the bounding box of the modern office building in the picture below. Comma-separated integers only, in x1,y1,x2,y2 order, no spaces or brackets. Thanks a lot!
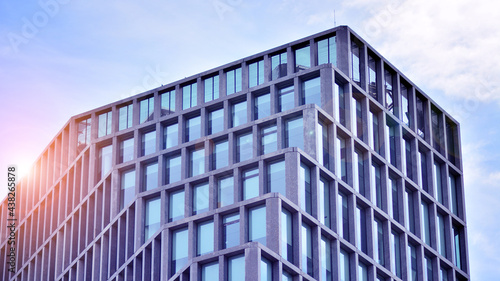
0,25,469,281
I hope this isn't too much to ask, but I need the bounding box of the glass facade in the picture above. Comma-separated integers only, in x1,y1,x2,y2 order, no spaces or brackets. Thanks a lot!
218,176,234,207
242,168,259,200
98,111,112,137
285,116,303,150
317,35,336,66
193,182,209,214
213,139,229,170
281,208,293,262
299,163,312,214
301,76,321,107
227,255,245,281
143,162,158,191
201,262,218,281
271,51,287,80
99,144,112,179
261,124,277,155
223,213,240,249
186,115,201,142
321,236,333,281
261,258,272,281
171,228,188,275
295,45,311,71
301,223,313,275
120,169,135,209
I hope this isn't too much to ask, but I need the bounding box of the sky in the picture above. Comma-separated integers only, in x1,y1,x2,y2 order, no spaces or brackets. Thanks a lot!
0,0,499,279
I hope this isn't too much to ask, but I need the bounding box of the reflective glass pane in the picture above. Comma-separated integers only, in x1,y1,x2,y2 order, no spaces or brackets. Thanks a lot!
285,116,303,150
197,221,214,256
228,255,245,281
164,123,178,149
201,262,218,281
218,176,234,207
190,147,205,177
166,155,182,184
209,108,224,135
145,197,161,240
214,140,229,170
142,131,156,156
268,160,286,196
242,168,259,200
121,169,135,209
168,190,184,222
120,138,134,163
186,116,201,142
172,228,188,274
302,77,321,107
295,45,310,71
232,100,247,127
278,85,294,112
193,182,209,214
143,162,158,191
249,206,266,245
261,124,277,155
223,213,240,249
237,132,253,162
255,93,271,120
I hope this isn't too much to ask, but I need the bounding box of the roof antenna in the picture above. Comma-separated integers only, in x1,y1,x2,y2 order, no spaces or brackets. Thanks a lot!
334,10,336,27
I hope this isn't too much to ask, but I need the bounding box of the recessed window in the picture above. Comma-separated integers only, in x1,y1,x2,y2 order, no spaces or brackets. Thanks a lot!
249,60,264,88
419,150,429,192
189,147,205,177
358,262,368,281
301,223,313,275
391,231,402,278
141,131,156,156
98,111,112,138
408,244,418,281
231,100,247,128
163,123,178,149
319,177,330,227
249,205,266,245
227,255,245,281
405,189,416,234
453,226,463,270
317,122,329,168
204,75,219,102
374,219,385,266
145,197,161,240
351,40,361,85
193,182,209,214
242,168,259,200
416,94,426,138
218,175,234,207
118,104,133,131
321,236,333,281
98,144,112,180
120,169,135,209
171,228,188,276
119,138,134,163
168,189,184,222
261,124,277,155
449,174,460,216
369,110,380,154
336,136,347,182
77,118,91,154
403,137,413,180
261,257,272,281
317,35,336,66
385,69,394,113
140,97,154,123
424,255,433,281
222,213,240,249
368,55,378,99
371,161,382,209
143,162,158,191
421,201,431,246
388,177,399,222
161,90,175,116
166,154,181,184
285,116,303,150
338,193,349,240
271,51,287,80
432,107,444,153
281,208,293,262
301,77,321,107
182,83,197,110
226,67,242,95
277,85,294,112
208,108,224,135
356,206,367,253
339,249,350,281
295,45,311,72
201,262,218,281
267,160,286,196
352,97,363,139
236,132,253,162
353,149,365,196
213,139,229,170
434,161,445,205
197,220,214,256
335,82,346,125
386,121,397,166
401,83,410,126
185,115,201,142
437,213,447,257
254,92,271,120
299,163,312,214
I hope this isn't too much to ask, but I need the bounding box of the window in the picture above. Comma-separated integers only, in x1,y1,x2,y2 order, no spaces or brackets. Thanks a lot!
204,75,219,102
249,206,266,245
282,271,293,281
339,249,350,281
356,206,367,253
353,150,365,195
318,177,330,227
386,121,396,166
446,119,459,165
401,83,410,126
299,163,312,214
408,244,418,281
301,76,321,107
391,231,402,278
405,189,416,234
160,123,177,150
168,189,184,222
193,182,209,214
317,35,336,66
237,132,253,162
201,262,218,281
338,193,349,240
317,122,329,168
285,116,303,150
425,255,433,281
388,177,399,222
231,100,247,127
385,69,394,113
213,140,229,170
120,169,135,209
182,83,197,110
374,219,385,266
140,96,154,123
431,107,444,153
281,208,293,262
242,168,259,200
98,144,112,180
197,220,214,256
120,138,134,163
254,92,271,120
118,104,133,130
403,137,413,179
437,213,447,257
368,55,378,99
267,160,286,196
161,90,175,116
277,85,294,112
166,154,181,184
171,228,188,275
434,161,445,205
227,255,245,281
261,258,272,281
301,223,313,275
419,150,429,192
249,60,264,87
453,226,463,269
98,111,112,137
321,236,332,281
226,67,242,95
440,268,449,281
352,97,363,138
218,176,234,207
295,45,310,71
369,110,380,154
185,115,201,142
271,51,287,80
421,201,431,246
77,118,91,154
143,162,158,191
371,162,382,209
351,40,361,85
449,174,460,216
335,82,346,125
223,213,240,249
261,124,277,155
145,197,161,240
416,94,426,138
141,131,156,156
336,136,347,182
208,108,224,135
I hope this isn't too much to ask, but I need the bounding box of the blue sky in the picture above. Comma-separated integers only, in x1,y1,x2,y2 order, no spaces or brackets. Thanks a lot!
1,0,499,279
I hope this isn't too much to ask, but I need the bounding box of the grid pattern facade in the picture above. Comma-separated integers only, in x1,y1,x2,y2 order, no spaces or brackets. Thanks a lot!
0,26,469,281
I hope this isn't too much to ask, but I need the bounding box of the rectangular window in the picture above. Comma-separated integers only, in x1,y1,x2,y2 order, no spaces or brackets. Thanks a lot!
299,163,312,214
358,263,368,281
249,206,266,245
242,168,259,200
440,268,449,281
419,150,429,192
185,115,201,142
143,162,158,191
301,76,321,107
98,111,112,137
319,177,330,227
226,67,242,95
282,271,292,281
356,206,367,253
391,231,402,278
261,124,277,155
218,176,234,208
421,201,431,246
340,249,350,281
431,107,443,153
371,162,382,209
446,119,459,165
213,140,229,170
231,100,247,127
353,150,365,196
401,83,410,126
77,118,91,153
285,116,303,150
317,121,329,168
141,131,156,156
301,223,313,275
98,145,112,180
163,123,178,149
368,55,378,99
437,213,447,257
193,182,209,214
281,208,293,262
140,97,154,123
227,255,245,281
405,189,416,234
223,213,240,249
268,160,286,196
335,82,346,125
336,136,347,182
119,104,133,131
254,92,271,120
338,193,349,240
145,197,161,240
449,174,460,216
295,45,310,71
277,85,295,112
237,132,253,162
434,161,444,205
201,262,218,281
374,219,385,266
168,189,184,222
190,147,205,177
197,220,214,256
271,51,287,80
204,75,219,102
369,111,380,154
182,83,197,110
317,35,336,66
385,69,394,113
386,121,396,166
166,154,181,184
388,177,399,222
425,255,433,281
404,137,413,180
352,97,363,139
171,228,188,275
208,108,224,135
453,226,463,269
120,138,134,163
261,258,272,281
121,169,135,209
249,60,264,88
161,90,175,116
416,95,426,138
321,236,332,281
351,40,361,85
408,244,418,281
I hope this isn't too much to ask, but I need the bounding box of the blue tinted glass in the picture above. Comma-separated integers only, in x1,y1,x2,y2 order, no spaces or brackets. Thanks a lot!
237,133,253,162
166,155,181,184
121,169,135,209
186,116,201,142
268,161,286,196
243,168,259,200
302,77,321,107
255,93,271,120
295,45,311,71
164,123,178,149
142,131,156,156
261,125,277,155
278,85,295,112
100,145,113,178
214,140,229,170
232,100,247,127
286,117,303,150
197,221,214,256
120,138,134,163
172,228,188,273
209,108,224,135
201,262,218,281
223,213,240,248
169,190,184,222
218,176,234,207
261,258,272,281
143,162,158,191
193,182,209,214
190,148,205,177
145,197,161,240
249,206,266,245
228,255,245,281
